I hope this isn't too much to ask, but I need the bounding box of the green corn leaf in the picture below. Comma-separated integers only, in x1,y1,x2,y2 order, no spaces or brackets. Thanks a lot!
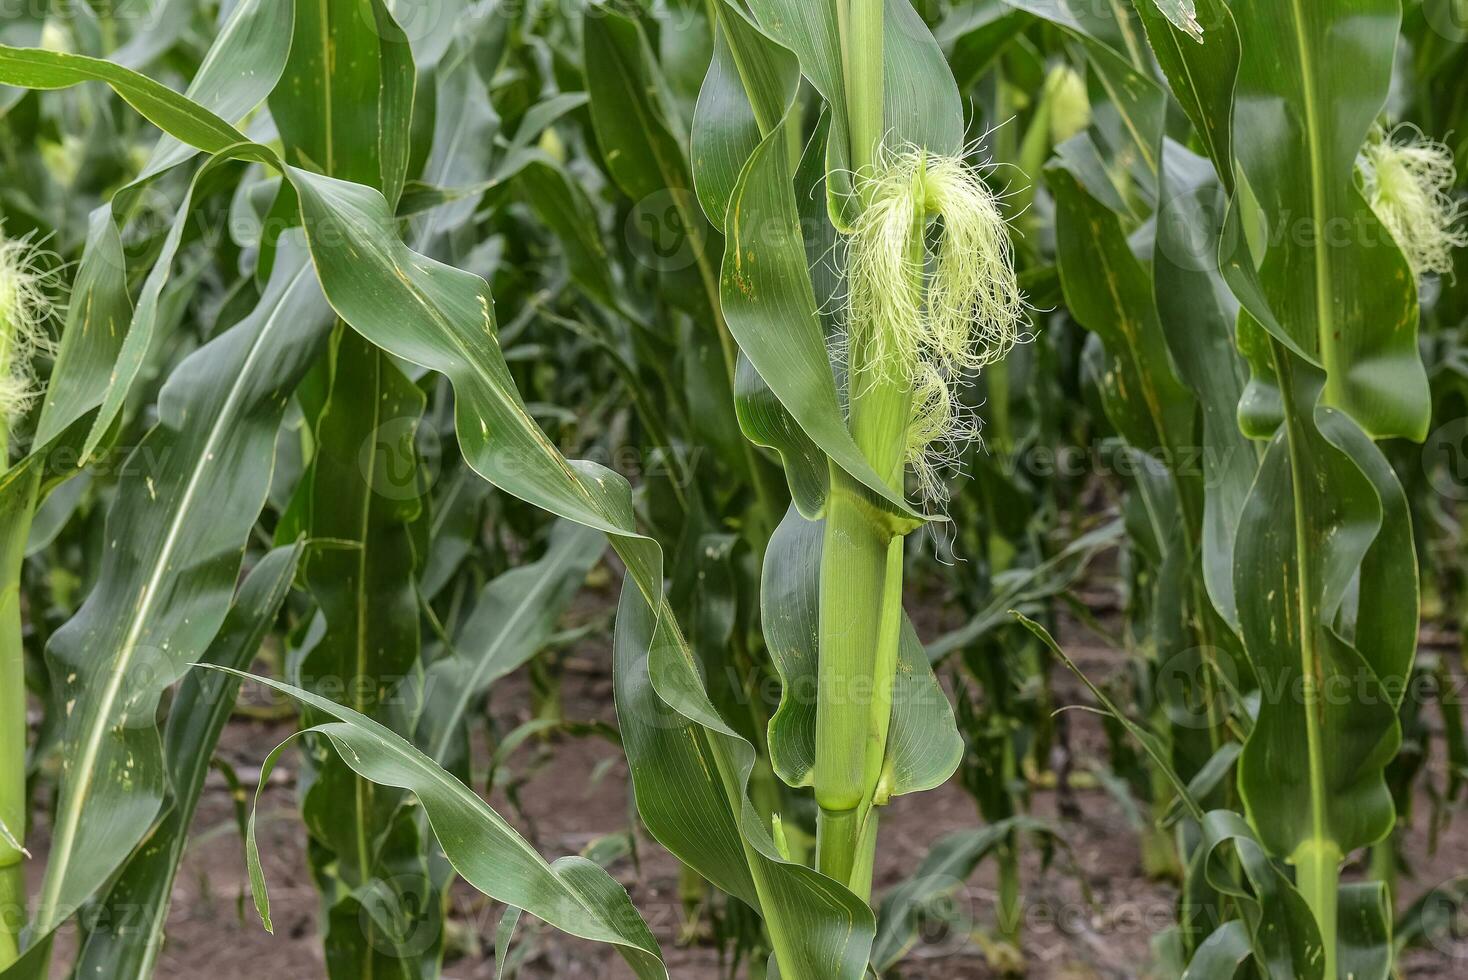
1181,921,1254,979
730,110,835,520
1338,883,1392,980
580,6,761,496
582,7,695,206
71,544,304,980
1233,358,1413,865
1141,0,1204,41
1152,142,1258,625
613,578,875,979
295,330,431,978
1192,810,1325,977
0,43,883,976
418,520,605,772
272,0,415,208
138,0,297,181
78,151,246,459
265,13,439,958
761,505,961,795
1219,0,1428,440
21,239,331,958
720,100,925,522
1132,0,1238,188
691,0,801,226
1048,164,1196,459
0,12,281,162
32,208,131,448
217,670,670,980
30,0,294,454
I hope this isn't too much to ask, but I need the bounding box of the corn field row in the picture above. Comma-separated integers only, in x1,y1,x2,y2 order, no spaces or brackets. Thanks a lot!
0,0,1466,977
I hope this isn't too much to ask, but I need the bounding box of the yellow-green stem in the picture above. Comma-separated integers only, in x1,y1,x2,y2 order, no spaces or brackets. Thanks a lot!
815,290,914,885
840,0,885,183
1294,838,1342,978
848,810,880,902
863,537,905,788
997,837,1022,946
815,473,893,816
815,0,909,894
0,467,37,970
816,804,864,888
815,490,904,888
705,696,813,980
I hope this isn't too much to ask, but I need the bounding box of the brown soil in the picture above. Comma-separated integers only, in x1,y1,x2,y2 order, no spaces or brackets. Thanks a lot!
23,611,1468,979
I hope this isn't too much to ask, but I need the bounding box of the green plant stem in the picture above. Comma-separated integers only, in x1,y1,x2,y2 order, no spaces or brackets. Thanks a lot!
0,463,37,971
1294,838,1342,978
996,836,1021,947
702,665,812,980
816,804,864,887
815,474,892,810
839,0,885,181
848,810,879,902
1369,836,1397,911
815,317,913,889
814,526,903,893
816,3,917,887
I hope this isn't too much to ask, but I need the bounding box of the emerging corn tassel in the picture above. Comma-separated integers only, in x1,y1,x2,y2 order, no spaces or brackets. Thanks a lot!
1358,125,1467,280
843,147,1025,504
0,232,58,433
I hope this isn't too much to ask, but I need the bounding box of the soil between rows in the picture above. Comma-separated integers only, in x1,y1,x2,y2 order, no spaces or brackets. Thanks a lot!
23,598,1467,979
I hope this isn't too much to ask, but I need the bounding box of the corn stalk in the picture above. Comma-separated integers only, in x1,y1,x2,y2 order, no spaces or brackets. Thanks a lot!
1080,0,1428,974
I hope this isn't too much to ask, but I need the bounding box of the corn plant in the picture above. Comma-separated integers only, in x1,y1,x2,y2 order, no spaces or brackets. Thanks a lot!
0,1,1466,979
1001,0,1461,975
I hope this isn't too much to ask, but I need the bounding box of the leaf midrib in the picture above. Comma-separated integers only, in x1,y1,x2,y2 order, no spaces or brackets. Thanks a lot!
38,263,313,927
1284,0,1332,852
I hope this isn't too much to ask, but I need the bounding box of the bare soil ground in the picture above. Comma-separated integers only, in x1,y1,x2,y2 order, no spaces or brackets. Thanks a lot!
24,605,1468,979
